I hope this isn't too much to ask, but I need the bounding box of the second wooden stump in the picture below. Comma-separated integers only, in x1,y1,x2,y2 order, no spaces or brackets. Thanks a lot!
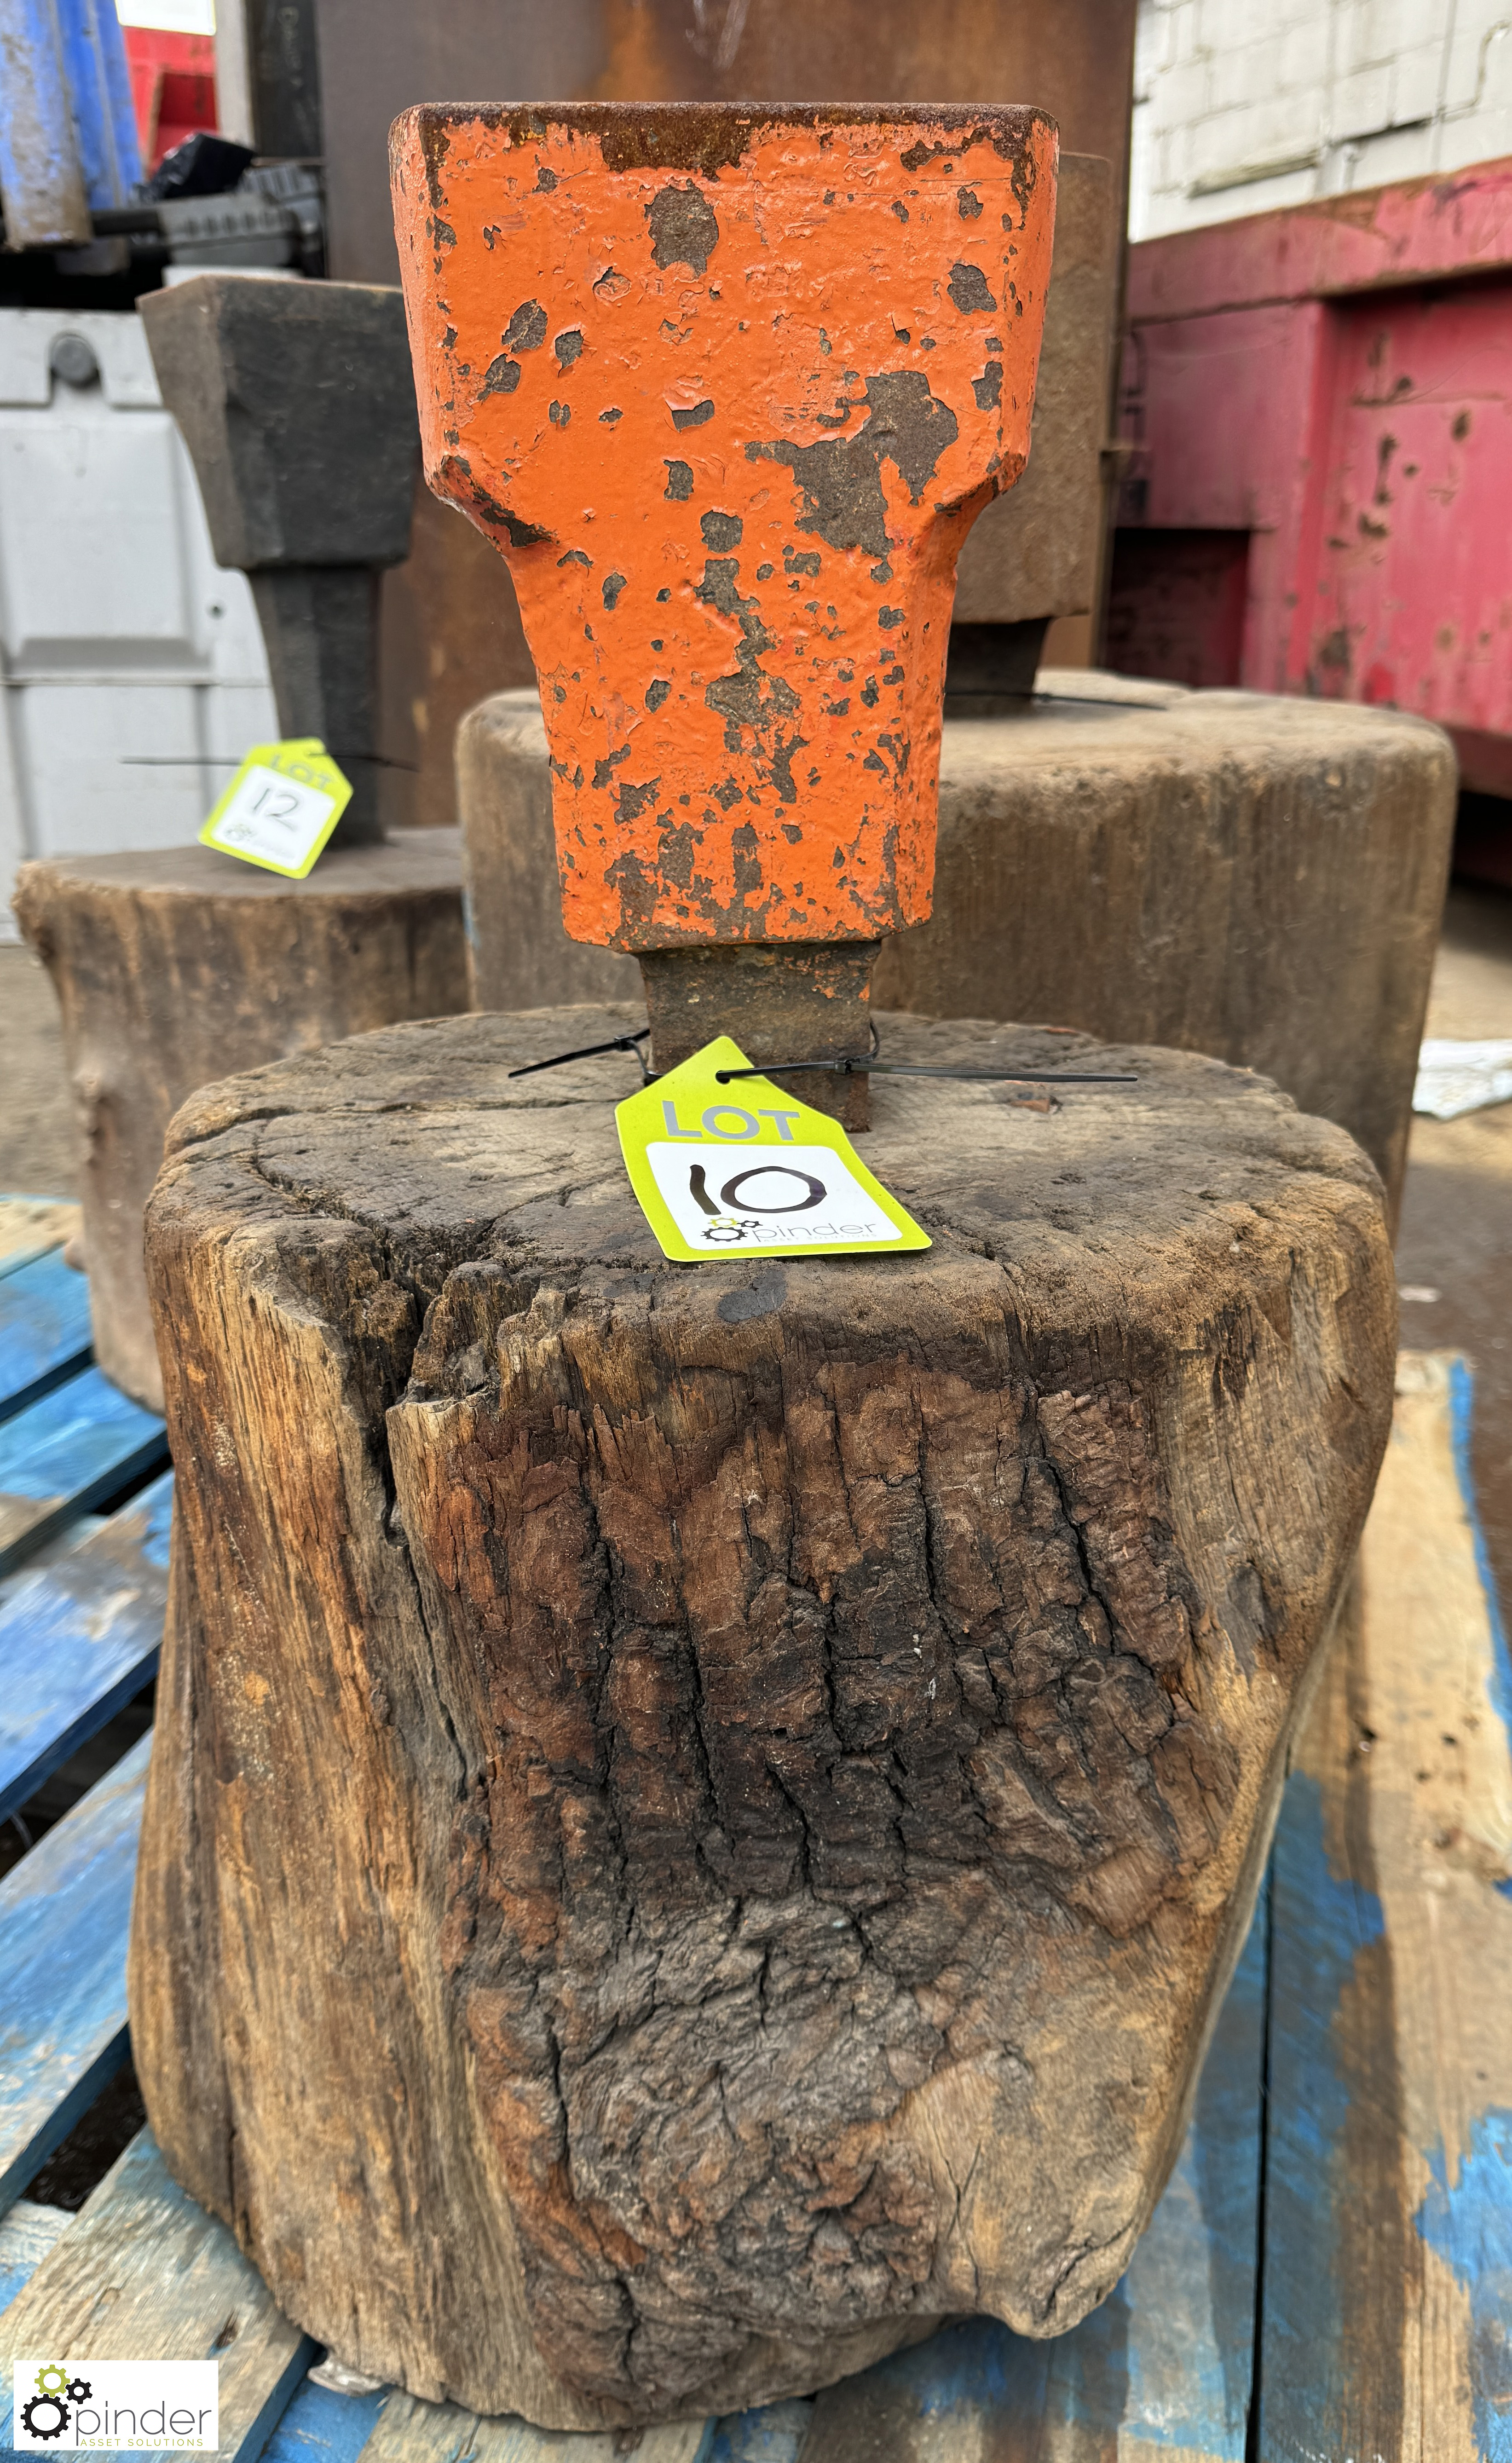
130,1005,1396,2428
455,681,1454,1223
13,836,467,1412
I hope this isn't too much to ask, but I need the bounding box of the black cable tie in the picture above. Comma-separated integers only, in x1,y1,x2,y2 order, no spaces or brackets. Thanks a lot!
508,1028,652,1081
714,1060,1138,1085
505,1030,1137,1095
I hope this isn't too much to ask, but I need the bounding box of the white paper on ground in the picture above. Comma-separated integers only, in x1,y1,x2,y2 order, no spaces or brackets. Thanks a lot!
1412,1038,1512,1121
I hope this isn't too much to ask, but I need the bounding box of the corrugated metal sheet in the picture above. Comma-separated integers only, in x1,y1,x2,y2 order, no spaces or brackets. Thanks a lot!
0,0,141,245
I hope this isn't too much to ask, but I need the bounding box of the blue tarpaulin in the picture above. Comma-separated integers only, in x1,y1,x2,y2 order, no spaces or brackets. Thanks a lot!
0,0,142,248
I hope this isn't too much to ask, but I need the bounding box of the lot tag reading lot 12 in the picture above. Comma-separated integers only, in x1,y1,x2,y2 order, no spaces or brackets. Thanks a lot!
616,1036,930,1263
199,738,352,877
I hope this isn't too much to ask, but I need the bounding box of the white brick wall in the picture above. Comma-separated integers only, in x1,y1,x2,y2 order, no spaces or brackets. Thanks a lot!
1131,0,1512,239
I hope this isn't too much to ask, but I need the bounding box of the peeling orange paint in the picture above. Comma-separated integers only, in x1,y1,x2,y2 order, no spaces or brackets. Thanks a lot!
392,103,1056,952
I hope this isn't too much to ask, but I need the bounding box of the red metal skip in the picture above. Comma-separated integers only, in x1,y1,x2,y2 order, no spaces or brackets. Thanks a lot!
1114,156,1512,797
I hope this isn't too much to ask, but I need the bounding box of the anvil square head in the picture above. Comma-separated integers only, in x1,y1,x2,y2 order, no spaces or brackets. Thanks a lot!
141,276,423,844
391,103,1057,982
140,275,419,572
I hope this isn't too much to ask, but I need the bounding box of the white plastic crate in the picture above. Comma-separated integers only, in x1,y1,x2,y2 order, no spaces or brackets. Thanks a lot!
0,305,277,932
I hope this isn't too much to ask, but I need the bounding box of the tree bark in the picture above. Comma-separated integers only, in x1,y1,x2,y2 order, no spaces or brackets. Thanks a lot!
129,1004,1396,2429
13,836,467,1413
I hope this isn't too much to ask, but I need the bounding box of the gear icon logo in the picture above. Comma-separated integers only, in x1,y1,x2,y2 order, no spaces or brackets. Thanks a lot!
20,2366,79,2443
20,2392,70,2440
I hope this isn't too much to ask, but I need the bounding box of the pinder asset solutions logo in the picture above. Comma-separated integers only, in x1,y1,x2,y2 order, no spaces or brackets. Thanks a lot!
14,2358,218,2451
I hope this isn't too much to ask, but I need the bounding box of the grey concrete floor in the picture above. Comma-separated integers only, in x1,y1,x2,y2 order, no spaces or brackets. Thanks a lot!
4,892,1512,1613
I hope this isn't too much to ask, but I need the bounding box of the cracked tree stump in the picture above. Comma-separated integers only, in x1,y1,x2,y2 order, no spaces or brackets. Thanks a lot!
129,1002,1396,2430
13,837,467,1414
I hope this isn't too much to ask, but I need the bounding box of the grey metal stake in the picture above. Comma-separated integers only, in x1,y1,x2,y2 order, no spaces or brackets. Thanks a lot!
140,274,421,844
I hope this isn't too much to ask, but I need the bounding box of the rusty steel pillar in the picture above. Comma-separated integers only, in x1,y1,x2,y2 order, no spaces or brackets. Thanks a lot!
392,102,1057,1115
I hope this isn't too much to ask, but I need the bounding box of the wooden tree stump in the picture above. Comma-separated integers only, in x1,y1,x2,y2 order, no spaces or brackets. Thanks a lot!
13,836,467,1414
454,681,1454,1222
129,1004,1397,2430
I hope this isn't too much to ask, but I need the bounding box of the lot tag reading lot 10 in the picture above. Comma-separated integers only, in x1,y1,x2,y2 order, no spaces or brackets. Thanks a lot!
616,1036,930,1263
199,738,352,877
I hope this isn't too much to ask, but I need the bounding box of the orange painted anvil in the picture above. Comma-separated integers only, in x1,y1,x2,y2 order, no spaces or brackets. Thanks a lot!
392,103,1056,1112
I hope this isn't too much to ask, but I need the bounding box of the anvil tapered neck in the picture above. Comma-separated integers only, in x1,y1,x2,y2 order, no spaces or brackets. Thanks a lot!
638,939,880,1128
248,569,386,845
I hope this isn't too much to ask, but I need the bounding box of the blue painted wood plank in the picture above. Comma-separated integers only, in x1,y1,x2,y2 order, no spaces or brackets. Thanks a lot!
707,2400,813,2463
0,2130,315,2463
1257,1716,1394,2460
263,2357,721,2463
1098,1867,1267,2456
0,2198,71,2319
797,1882,1269,2463
260,2376,390,2463
0,1730,147,2216
0,1468,171,1823
1257,1353,1512,2462
0,1367,167,1577
349,2392,713,2463
0,1246,93,1422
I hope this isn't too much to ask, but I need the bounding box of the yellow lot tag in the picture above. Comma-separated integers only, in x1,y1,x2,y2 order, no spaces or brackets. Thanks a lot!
616,1035,930,1263
200,738,352,877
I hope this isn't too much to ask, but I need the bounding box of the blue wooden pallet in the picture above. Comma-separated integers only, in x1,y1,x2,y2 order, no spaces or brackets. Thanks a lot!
0,1467,171,1825
0,1211,1507,2463
0,1369,167,1579
0,1249,93,1424
0,1732,149,2212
